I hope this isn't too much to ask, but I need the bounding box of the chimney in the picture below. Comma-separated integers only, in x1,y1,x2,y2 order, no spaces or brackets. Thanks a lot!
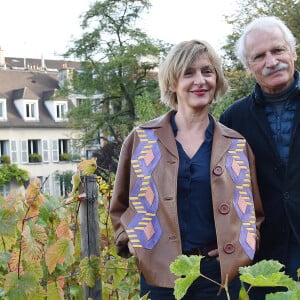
0,46,5,67
41,54,46,71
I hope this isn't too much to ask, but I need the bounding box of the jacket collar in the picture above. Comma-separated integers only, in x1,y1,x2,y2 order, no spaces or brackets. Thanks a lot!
139,110,243,160
253,70,300,105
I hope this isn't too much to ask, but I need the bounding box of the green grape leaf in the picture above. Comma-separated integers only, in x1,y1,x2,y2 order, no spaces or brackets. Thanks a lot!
170,255,202,300
23,260,44,281
79,255,101,287
0,252,11,267
71,173,81,195
47,281,64,300
266,289,300,300
0,208,18,236
4,271,37,299
239,260,298,290
239,283,250,300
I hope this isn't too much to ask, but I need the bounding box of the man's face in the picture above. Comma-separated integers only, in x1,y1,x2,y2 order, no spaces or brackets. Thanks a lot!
245,27,297,94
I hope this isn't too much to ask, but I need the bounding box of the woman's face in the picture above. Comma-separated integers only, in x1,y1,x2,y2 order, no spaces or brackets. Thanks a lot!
172,53,217,112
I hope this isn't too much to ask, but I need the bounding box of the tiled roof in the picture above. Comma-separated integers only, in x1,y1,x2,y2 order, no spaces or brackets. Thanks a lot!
0,68,75,128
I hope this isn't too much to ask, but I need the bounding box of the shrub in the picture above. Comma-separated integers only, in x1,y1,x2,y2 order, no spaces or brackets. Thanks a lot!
59,152,71,161
0,155,11,164
29,153,42,162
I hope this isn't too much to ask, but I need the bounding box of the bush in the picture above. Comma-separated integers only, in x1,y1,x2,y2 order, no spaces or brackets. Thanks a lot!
59,152,71,161
29,153,42,162
0,155,11,164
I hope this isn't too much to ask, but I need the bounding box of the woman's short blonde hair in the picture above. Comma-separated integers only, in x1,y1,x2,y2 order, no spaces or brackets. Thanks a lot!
158,40,228,109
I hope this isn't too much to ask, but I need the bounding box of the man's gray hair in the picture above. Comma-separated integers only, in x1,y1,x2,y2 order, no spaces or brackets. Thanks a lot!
235,16,297,67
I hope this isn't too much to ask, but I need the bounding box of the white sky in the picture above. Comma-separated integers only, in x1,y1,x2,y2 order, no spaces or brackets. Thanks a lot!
0,0,235,60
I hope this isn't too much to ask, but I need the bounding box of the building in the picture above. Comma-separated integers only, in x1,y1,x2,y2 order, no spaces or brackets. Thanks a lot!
0,48,87,197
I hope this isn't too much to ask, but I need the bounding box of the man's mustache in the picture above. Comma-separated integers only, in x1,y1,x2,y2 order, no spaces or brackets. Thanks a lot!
262,62,289,76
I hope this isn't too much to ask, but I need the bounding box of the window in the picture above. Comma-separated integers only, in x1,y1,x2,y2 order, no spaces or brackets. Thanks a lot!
56,103,67,119
0,99,7,120
58,139,70,161
0,140,9,156
26,102,35,118
21,139,42,163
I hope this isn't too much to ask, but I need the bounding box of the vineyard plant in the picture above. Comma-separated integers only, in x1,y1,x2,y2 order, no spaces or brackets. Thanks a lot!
0,159,140,300
0,158,299,299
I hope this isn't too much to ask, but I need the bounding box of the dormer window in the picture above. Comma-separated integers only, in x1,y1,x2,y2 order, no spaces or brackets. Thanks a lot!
45,100,68,122
0,99,7,120
14,99,39,121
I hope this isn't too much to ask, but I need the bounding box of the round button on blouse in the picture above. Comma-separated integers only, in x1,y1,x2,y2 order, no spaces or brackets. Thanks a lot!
213,166,223,176
223,243,235,254
219,203,230,214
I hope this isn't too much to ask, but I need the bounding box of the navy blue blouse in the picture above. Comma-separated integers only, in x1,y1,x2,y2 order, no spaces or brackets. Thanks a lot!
171,112,217,252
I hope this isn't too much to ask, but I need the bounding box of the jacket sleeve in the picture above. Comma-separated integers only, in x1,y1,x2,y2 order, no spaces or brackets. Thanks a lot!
246,142,265,250
109,136,133,258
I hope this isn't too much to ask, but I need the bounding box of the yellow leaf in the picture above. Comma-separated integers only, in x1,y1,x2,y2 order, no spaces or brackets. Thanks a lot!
77,158,97,175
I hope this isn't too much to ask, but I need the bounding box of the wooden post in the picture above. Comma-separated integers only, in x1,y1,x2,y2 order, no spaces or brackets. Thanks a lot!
80,175,102,300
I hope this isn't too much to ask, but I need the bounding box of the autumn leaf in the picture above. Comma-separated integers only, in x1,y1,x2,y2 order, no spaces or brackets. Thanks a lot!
21,223,48,261
8,249,24,274
55,219,74,240
45,238,75,274
170,255,202,300
79,255,101,287
25,178,45,206
77,158,97,175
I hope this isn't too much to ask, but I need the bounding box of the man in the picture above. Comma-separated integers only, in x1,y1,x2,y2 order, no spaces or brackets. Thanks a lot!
220,16,300,297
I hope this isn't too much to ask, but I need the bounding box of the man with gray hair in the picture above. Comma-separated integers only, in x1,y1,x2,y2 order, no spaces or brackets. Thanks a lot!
220,15,300,298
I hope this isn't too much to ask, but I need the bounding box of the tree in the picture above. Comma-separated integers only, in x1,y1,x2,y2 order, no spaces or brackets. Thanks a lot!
212,0,300,118
65,0,170,149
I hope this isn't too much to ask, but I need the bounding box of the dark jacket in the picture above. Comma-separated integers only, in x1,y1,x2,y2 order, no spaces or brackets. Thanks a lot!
220,71,300,265
110,111,264,288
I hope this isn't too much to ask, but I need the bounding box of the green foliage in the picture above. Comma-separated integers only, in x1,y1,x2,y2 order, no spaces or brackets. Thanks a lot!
66,0,170,146
170,256,300,300
0,164,29,187
59,153,71,161
79,255,101,287
0,155,11,164
29,153,42,163
240,260,298,290
0,160,140,299
170,255,203,300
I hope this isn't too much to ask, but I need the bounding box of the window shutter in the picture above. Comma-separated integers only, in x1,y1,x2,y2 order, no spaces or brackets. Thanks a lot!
21,140,28,163
42,140,49,162
10,140,18,163
51,140,59,162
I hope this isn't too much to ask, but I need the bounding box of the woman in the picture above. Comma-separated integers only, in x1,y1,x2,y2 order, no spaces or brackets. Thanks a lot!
110,40,264,299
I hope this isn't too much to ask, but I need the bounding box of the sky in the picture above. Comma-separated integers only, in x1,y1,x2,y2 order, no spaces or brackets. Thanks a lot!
0,0,236,60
